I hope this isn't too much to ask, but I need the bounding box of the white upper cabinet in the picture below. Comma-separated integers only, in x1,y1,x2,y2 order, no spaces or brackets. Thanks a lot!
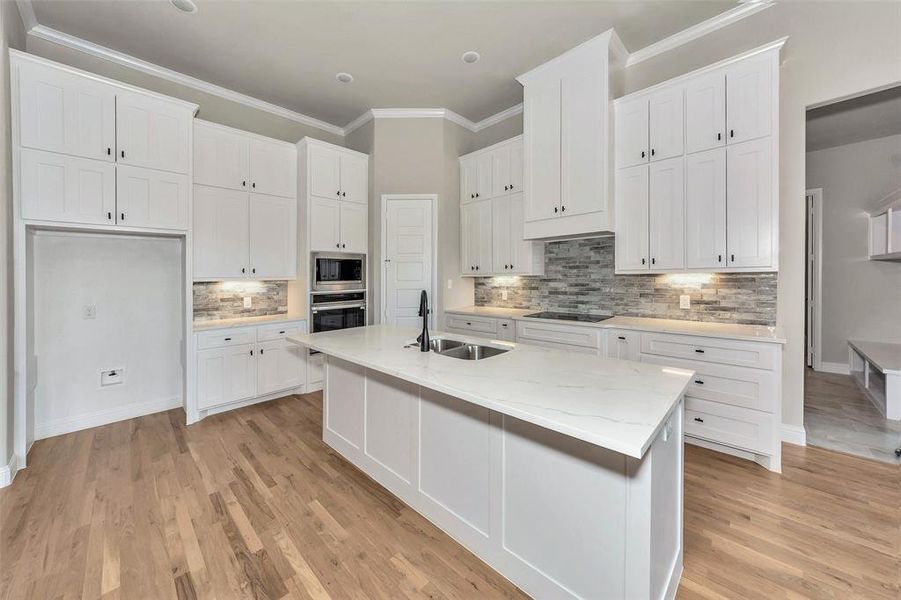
614,164,649,271
306,140,368,203
249,193,296,278
522,76,561,221
727,138,774,268
339,153,368,204
462,136,523,202
309,144,341,199
116,89,191,175
17,59,116,162
116,165,189,230
685,71,726,154
476,152,493,200
491,195,513,272
309,196,341,252
461,199,492,275
461,157,479,203
339,201,368,253
648,87,684,162
685,148,727,268
726,54,773,145
648,157,685,270
193,185,250,280
194,122,249,191
491,144,512,198
19,148,116,225
614,96,648,169
249,137,297,198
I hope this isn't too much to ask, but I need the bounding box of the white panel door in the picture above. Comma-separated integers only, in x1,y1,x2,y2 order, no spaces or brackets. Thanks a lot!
249,193,296,278
475,151,493,200
193,123,249,191
115,90,190,174
726,54,773,144
491,196,512,273
615,165,649,270
18,60,116,162
509,138,524,194
339,152,368,204
339,200,368,254
727,138,774,268
193,185,249,279
249,138,296,198
309,144,341,199
116,165,189,230
648,87,684,161
685,71,726,154
257,339,303,395
615,96,649,169
523,76,561,222
648,157,685,270
685,148,727,269
460,156,479,203
19,148,116,225
196,345,257,409
310,197,341,252
561,65,606,217
384,199,433,328
491,144,512,197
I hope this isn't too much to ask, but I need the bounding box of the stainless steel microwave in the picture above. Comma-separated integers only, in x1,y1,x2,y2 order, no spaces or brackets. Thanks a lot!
312,253,366,292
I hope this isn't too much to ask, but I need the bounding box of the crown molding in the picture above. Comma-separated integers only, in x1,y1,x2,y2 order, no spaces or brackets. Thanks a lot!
14,0,38,31
342,110,375,136
344,104,523,136
625,1,775,67
473,103,523,132
26,24,346,137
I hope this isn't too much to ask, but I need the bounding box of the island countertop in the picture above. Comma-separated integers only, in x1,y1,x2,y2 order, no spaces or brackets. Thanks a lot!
289,324,693,458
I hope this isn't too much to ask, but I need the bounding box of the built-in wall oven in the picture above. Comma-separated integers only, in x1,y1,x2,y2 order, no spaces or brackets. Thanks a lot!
310,291,366,333
312,253,365,292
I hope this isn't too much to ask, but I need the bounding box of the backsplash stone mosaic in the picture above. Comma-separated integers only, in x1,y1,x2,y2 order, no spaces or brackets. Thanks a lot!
474,237,777,326
193,281,288,322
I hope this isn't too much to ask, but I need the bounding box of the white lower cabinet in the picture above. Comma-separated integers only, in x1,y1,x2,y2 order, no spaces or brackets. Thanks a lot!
195,320,307,412
604,329,640,361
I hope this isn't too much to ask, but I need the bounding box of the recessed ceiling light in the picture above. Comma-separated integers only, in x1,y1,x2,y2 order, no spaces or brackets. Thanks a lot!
170,0,197,13
336,72,354,84
461,51,480,64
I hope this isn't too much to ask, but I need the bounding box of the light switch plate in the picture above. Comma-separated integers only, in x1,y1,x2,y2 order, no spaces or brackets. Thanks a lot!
679,295,691,309
243,297,252,309
82,304,96,319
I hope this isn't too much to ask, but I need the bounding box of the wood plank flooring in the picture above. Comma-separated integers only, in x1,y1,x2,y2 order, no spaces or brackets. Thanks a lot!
2,392,899,599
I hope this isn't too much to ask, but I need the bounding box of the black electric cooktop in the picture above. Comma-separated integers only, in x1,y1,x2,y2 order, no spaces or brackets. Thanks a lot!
523,311,613,323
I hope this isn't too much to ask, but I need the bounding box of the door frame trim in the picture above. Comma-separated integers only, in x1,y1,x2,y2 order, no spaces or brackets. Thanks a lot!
380,194,439,329
806,188,823,372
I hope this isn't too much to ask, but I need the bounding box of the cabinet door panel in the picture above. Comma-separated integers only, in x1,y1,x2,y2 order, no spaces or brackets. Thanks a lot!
258,339,304,395
685,71,726,154
193,185,249,279
685,148,727,269
116,90,190,174
18,61,116,162
648,87,684,161
461,202,481,275
491,145,512,197
727,138,773,268
20,148,116,224
614,165,649,271
476,200,493,274
726,54,773,144
615,97,648,169
509,193,538,274
605,329,640,361
491,196,511,273
460,157,479,203
476,152,493,199
250,193,296,279
197,345,257,409
561,66,606,217
509,139,524,194
339,201,368,254
339,152,368,204
309,144,341,199
249,138,296,198
193,123,249,191
310,197,340,252
523,77,561,222
116,165,189,230
648,157,685,270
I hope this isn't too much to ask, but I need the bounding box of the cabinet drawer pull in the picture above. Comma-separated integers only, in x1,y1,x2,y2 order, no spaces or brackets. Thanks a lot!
466,322,472,326
694,417,704,423
694,349,705,354
224,337,232,341
279,330,286,335
694,379,704,385
617,336,626,340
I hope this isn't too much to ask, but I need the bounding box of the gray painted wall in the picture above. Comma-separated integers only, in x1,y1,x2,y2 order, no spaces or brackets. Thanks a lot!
806,133,901,365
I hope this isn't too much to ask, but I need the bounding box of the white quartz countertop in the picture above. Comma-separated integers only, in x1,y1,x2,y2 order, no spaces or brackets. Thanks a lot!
288,325,693,458
445,306,785,344
849,340,901,374
193,313,307,331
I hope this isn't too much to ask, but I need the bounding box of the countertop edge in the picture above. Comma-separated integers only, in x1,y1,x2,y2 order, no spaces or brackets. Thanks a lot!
193,313,307,332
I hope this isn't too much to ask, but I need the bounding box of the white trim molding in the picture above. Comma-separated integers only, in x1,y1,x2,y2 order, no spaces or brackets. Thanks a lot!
625,1,775,67
0,453,18,488
818,362,851,376
343,106,523,136
34,396,182,440
782,424,807,447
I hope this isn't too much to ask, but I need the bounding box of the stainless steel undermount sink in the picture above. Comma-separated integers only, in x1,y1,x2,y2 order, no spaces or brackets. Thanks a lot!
429,338,465,353
438,343,510,360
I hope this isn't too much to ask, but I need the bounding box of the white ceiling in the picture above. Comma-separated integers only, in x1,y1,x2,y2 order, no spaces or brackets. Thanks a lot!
29,0,736,128
807,86,901,152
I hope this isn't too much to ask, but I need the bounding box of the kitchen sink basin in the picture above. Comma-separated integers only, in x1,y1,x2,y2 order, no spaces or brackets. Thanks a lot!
438,343,510,360
428,338,466,352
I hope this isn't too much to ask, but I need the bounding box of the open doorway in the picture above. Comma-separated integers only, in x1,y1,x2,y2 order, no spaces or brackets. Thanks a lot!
803,85,901,463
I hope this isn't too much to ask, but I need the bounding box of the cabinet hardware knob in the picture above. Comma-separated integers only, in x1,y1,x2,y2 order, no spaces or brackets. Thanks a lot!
554,206,558,213
505,185,509,191
342,192,346,197
252,182,256,188
561,205,566,212
242,267,246,273
475,265,479,270
694,417,704,423
338,191,341,196
107,212,112,220
718,254,722,262
260,348,264,355
336,243,340,248
224,337,232,341
730,129,734,138
342,243,346,248
250,349,253,356
618,336,626,340
471,194,474,199
510,263,514,269
242,180,246,187
120,212,125,221
651,149,655,156
107,148,111,156
694,349,705,353
731,254,735,262
641,258,646,265
694,379,704,385
717,133,722,141
120,150,125,158
471,266,474,270
252,268,256,274
510,184,514,189
641,151,646,158
475,193,479,198
651,257,656,265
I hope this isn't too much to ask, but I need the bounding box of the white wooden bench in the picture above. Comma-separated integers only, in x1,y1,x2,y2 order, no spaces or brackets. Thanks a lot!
848,340,901,420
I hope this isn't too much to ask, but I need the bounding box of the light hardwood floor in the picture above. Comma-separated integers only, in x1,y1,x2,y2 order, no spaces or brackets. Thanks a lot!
2,393,899,599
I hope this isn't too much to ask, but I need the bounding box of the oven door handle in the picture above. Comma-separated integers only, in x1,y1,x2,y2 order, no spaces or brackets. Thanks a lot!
311,302,366,313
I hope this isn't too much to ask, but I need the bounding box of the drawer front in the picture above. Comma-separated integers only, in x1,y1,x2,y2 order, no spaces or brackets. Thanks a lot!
684,397,774,455
515,320,601,349
445,315,497,335
197,327,256,350
257,322,304,342
640,331,777,370
642,355,776,413
497,319,516,342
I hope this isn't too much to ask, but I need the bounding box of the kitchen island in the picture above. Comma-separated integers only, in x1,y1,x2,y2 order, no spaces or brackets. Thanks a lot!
288,325,693,600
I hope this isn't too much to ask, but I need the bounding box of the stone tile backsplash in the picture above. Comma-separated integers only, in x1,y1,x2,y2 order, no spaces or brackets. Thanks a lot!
193,281,288,322
474,237,777,326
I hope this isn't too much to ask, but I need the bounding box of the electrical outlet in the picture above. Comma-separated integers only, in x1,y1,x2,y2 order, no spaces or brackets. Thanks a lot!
679,295,691,309
243,297,252,309
502,290,509,300
100,368,124,387
82,304,96,319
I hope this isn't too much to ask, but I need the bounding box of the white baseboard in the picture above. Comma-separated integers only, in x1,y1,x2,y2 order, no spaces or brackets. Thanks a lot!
200,386,305,419
781,424,807,446
818,362,850,375
34,396,182,440
0,453,18,488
